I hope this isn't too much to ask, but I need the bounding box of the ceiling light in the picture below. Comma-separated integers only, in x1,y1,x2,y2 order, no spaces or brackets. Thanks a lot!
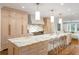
22,6,25,8
50,10,54,23
60,3,64,6
72,13,74,15
35,3,40,20
67,8,71,12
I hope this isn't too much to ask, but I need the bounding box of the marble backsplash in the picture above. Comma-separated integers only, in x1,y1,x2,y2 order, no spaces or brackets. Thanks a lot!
28,25,43,33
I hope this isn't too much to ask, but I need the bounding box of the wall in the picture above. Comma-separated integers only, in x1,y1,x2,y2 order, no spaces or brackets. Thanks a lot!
51,17,65,34
51,20,57,33
51,17,60,33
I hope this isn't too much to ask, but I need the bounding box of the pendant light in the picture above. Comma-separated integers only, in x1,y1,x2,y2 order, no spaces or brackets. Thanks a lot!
59,13,63,32
35,3,40,20
50,10,54,23
59,18,62,24
59,13,63,24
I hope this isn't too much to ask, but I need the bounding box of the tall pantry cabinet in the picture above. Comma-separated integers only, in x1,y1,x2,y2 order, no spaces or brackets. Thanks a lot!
0,7,28,51
43,17,52,34
0,7,1,51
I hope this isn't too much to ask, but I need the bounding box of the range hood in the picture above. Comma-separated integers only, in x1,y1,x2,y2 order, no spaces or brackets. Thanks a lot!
28,15,44,25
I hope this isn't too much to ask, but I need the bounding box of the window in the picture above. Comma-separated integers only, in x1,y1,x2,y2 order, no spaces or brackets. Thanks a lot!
63,23,78,32
67,24,71,32
71,24,75,32
77,24,79,31
57,23,61,31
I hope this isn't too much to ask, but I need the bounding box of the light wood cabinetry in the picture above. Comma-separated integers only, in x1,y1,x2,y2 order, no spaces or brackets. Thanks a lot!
0,7,28,51
43,17,52,33
0,7,1,51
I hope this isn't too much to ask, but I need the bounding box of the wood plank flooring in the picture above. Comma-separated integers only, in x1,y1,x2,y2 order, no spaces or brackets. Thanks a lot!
48,39,79,55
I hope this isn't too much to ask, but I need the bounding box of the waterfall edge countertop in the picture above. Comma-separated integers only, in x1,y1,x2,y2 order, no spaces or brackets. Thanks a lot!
8,33,71,47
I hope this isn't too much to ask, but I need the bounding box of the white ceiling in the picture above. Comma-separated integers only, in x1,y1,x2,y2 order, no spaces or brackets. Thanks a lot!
0,3,79,20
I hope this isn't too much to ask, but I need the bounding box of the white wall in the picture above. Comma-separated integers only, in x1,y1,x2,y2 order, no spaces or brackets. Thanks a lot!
51,18,64,34
51,18,58,33
63,20,79,22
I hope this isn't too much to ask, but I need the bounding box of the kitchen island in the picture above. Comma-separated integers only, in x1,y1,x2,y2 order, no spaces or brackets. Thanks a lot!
8,33,71,55
8,34,51,55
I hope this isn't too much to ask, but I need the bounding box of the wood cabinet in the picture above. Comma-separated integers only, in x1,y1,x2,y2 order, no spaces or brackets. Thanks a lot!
8,40,48,55
0,7,28,51
43,17,52,34
0,7,1,51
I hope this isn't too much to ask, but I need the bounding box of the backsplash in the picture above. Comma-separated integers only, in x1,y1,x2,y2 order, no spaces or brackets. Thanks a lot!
28,25,43,33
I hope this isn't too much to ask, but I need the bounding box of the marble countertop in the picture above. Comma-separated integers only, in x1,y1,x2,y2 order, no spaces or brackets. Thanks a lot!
8,34,52,47
8,33,71,47
71,33,79,39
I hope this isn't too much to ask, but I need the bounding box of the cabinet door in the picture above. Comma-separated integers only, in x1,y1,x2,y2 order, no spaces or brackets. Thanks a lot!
1,8,9,50
43,18,52,33
22,14,28,36
9,10,17,38
16,12,22,37
1,7,28,50
71,24,75,32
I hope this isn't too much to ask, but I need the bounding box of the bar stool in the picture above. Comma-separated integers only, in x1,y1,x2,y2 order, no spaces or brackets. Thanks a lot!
48,38,55,55
63,36,67,48
59,36,67,54
58,36,64,54
54,37,60,54
53,38,57,54
55,40,59,54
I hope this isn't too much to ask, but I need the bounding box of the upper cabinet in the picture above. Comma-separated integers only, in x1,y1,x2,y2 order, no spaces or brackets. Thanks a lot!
28,15,44,25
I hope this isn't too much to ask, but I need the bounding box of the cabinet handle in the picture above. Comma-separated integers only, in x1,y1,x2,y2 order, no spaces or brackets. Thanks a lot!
21,24,23,34
8,24,11,35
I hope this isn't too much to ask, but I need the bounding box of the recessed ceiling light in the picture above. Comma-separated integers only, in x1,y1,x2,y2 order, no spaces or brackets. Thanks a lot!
72,13,74,15
67,8,71,12
22,6,25,8
60,3,64,6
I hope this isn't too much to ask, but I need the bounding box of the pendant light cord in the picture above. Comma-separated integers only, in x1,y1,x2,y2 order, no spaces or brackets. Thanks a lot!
36,3,39,11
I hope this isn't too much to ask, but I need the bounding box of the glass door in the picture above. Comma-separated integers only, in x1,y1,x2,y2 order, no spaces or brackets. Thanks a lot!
77,24,79,31
71,24,75,33
67,24,71,32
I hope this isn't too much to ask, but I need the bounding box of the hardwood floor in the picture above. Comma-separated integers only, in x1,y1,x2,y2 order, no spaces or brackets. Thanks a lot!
48,39,79,55
0,39,79,55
